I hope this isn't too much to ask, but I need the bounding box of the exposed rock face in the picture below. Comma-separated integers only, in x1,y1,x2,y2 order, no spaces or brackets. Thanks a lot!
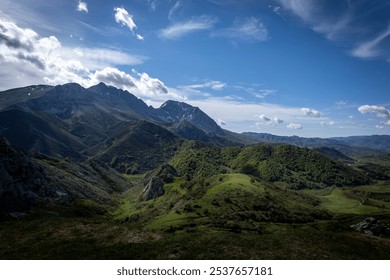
140,164,178,201
0,136,47,217
351,217,390,236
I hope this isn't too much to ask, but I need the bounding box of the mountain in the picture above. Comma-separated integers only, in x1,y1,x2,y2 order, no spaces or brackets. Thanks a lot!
0,83,226,172
156,100,224,135
332,135,390,153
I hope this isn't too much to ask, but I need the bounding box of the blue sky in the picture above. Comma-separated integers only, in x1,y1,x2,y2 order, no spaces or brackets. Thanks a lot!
0,0,389,137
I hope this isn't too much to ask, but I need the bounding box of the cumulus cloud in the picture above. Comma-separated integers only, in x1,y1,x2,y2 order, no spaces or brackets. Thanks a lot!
91,67,136,88
254,114,284,125
301,107,321,117
77,1,88,13
287,123,303,129
358,105,390,119
212,17,268,41
159,16,216,39
0,17,176,100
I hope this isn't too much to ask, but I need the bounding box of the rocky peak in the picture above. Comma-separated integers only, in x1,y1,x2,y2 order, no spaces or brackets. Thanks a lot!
156,100,223,135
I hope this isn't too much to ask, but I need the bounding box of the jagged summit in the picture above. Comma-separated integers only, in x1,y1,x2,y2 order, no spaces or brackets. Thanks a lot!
156,100,223,135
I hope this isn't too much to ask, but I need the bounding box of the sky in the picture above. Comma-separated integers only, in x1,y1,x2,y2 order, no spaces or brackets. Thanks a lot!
0,0,389,137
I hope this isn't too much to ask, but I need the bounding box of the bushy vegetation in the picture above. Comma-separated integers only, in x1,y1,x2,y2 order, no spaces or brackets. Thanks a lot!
171,142,371,189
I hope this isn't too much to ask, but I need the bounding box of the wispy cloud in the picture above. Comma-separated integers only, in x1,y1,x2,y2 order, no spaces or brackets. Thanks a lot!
352,25,390,59
76,1,88,13
277,0,351,40
277,0,390,61
213,17,268,41
159,16,217,40
168,1,182,21
114,7,144,40
147,0,158,11
184,80,226,91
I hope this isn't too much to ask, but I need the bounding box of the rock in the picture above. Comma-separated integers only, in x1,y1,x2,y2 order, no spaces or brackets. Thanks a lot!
139,164,177,201
351,217,390,236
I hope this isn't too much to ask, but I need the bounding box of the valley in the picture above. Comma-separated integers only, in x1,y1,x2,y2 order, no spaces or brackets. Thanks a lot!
0,83,390,259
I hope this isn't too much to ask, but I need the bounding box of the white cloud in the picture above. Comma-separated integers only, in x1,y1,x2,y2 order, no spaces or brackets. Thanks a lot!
136,34,144,41
287,123,303,130
277,0,351,40
168,1,182,21
159,16,216,40
254,115,283,127
0,17,175,100
358,105,390,119
76,1,88,13
185,80,226,91
352,25,390,59
375,125,384,130
301,107,321,117
114,7,139,35
213,17,268,41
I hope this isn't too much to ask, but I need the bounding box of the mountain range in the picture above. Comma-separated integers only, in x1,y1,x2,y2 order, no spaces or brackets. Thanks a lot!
0,82,388,213
1,82,390,259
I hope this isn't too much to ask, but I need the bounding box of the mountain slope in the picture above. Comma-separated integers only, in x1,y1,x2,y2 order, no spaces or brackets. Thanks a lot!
93,120,182,174
170,141,371,189
0,135,127,219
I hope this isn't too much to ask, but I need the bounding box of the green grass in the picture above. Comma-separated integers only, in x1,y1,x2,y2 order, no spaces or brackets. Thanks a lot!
316,188,390,215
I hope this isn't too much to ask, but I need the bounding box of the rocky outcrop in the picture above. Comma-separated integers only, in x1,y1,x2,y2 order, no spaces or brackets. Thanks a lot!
139,164,178,201
351,217,390,236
